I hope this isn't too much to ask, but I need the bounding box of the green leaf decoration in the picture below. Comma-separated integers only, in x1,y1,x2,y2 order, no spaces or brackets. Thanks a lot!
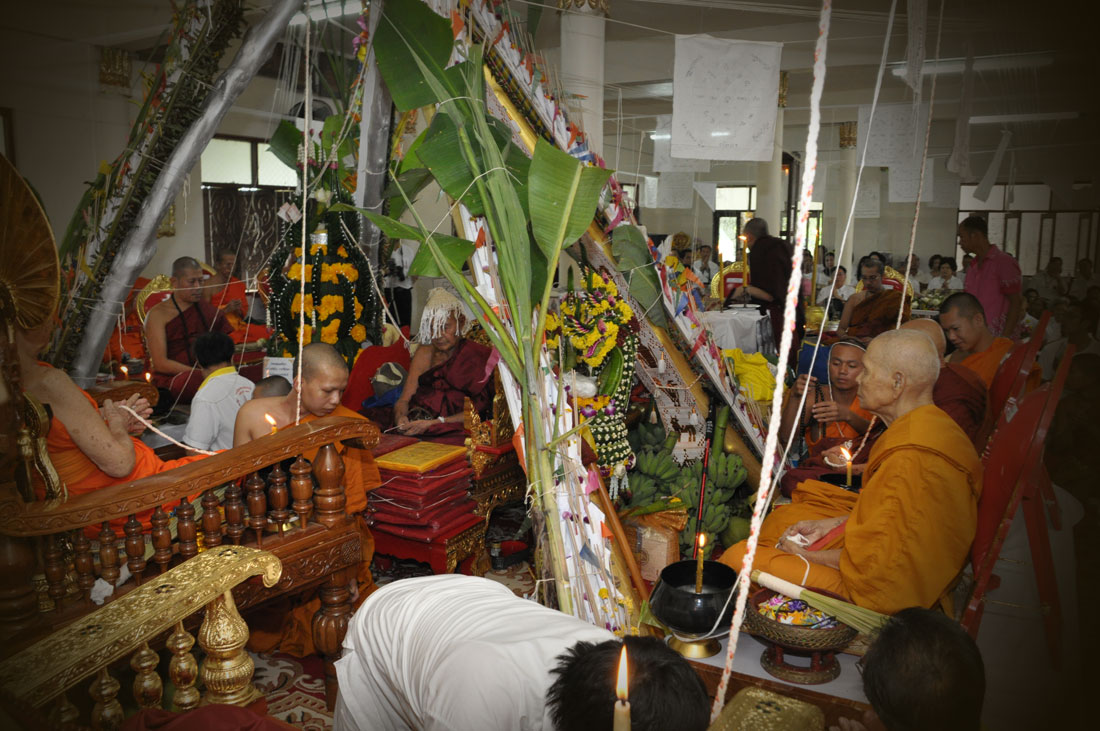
397,125,430,174
610,223,650,268
382,167,434,220
329,203,475,278
375,0,455,111
610,224,667,328
416,112,530,217
528,139,612,262
267,120,303,173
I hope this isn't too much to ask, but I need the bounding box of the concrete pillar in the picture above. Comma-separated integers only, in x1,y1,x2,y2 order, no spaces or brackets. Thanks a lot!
836,121,858,272
559,1,607,157
754,72,787,235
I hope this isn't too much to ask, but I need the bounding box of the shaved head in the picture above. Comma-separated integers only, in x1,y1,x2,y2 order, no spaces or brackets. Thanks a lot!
939,292,986,320
296,342,349,381
868,330,941,389
901,319,947,361
172,256,203,278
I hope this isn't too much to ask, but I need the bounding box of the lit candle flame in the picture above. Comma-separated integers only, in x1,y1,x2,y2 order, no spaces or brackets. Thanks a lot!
120,365,128,377
264,413,277,434
698,533,707,549
616,645,629,702
144,372,152,383
839,447,852,462
738,235,747,242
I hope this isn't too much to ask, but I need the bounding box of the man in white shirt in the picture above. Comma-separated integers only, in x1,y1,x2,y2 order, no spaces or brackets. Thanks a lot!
1029,257,1066,303
692,243,718,286
1067,258,1100,301
183,332,253,451
333,574,709,731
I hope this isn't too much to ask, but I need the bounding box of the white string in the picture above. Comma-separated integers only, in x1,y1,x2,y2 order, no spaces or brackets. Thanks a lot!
895,0,944,329
296,1,313,428
712,0,832,719
117,404,216,455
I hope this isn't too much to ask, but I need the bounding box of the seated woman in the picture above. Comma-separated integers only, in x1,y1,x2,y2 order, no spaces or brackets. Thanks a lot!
392,288,498,442
778,339,882,495
16,316,207,517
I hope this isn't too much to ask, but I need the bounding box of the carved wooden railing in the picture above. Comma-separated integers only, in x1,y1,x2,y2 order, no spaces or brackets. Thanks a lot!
0,415,379,705
0,546,282,729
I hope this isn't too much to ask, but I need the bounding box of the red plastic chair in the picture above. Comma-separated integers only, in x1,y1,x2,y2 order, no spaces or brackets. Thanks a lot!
962,342,1074,666
342,328,412,411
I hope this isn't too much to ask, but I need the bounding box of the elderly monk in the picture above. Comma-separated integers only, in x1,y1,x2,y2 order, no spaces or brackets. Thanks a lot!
234,342,380,514
393,287,498,438
901,319,989,448
939,292,1024,389
235,343,381,657
15,316,207,526
720,330,982,614
145,256,235,403
836,257,910,342
204,248,270,345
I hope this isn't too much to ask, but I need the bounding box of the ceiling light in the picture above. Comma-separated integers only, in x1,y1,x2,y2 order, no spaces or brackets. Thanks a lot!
649,133,671,140
888,51,1054,78
970,112,1078,124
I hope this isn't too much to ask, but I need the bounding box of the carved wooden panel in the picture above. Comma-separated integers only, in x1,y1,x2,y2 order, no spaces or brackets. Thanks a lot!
202,187,293,282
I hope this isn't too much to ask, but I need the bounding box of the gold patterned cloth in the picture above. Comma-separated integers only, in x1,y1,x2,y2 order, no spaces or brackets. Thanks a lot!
709,686,825,731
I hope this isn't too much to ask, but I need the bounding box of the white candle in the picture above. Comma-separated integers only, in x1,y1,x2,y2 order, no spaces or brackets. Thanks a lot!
613,645,630,731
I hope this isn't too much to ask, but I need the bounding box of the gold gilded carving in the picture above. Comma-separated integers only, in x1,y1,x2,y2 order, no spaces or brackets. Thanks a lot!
839,121,857,150
445,521,488,574
89,667,123,730
0,546,281,708
198,590,262,707
778,70,789,108
557,0,610,14
130,641,162,709
168,621,200,712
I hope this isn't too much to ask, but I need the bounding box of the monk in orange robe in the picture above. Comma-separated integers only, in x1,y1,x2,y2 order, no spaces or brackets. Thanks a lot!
720,329,982,614
939,291,1035,390
835,258,910,343
235,342,381,656
206,249,271,346
16,320,208,531
901,319,989,448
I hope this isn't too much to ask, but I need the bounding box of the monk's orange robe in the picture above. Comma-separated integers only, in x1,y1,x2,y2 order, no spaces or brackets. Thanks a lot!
40,388,207,533
720,404,982,614
248,405,381,657
959,337,1014,388
211,276,270,345
804,395,874,457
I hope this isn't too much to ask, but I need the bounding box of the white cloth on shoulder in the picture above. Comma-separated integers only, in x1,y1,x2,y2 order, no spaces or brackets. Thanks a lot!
183,369,253,451
333,574,614,731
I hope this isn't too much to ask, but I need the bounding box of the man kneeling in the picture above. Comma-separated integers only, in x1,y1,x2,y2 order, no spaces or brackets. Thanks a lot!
720,329,982,614
334,574,709,731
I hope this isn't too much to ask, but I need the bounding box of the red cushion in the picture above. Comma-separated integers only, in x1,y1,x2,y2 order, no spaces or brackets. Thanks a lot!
342,338,413,410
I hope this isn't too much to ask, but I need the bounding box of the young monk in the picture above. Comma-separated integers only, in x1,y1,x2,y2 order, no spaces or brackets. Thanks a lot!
939,292,1015,388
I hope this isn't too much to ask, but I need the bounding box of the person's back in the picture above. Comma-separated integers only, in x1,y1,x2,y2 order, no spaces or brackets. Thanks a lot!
183,332,253,451
334,575,709,731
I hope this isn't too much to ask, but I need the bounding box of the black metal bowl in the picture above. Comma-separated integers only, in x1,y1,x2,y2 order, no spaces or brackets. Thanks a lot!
650,559,738,636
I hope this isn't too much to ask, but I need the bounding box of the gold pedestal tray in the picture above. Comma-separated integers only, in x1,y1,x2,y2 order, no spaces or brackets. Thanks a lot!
668,635,721,659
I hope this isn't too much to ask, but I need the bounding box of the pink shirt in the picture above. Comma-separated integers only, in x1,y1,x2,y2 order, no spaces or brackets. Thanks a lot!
964,245,1021,335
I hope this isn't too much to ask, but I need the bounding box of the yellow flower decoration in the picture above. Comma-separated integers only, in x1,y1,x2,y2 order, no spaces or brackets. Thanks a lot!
290,293,314,314
321,318,341,343
350,324,367,343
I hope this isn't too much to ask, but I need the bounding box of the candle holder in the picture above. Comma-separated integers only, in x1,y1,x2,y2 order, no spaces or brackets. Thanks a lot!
649,559,737,659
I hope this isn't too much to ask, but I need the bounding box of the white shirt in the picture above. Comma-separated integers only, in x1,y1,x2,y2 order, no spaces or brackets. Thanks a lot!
385,240,418,290
928,275,965,290
817,283,855,304
693,260,718,285
183,368,254,451
1037,335,1100,380
334,575,614,731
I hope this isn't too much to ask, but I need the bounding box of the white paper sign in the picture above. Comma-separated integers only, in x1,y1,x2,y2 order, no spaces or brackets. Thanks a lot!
888,159,934,203
672,35,782,162
656,172,694,209
854,175,880,218
857,103,929,167
263,357,295,384
693,181,717,210
652,115,709,173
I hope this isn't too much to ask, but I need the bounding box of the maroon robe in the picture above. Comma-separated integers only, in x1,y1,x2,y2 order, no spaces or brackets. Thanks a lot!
152,300,234,403
405,338,499,442
934,363,988,449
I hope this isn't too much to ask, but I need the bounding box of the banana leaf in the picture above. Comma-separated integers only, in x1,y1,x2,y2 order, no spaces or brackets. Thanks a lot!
382,167,434,220
329,203,474,277
374,0,457,111
612,224,668,329
267,119,303,172
528,139,612,263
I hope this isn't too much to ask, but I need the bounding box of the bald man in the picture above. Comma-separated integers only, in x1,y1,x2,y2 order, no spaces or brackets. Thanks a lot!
236,343,382,657
720,330,983,614
901,319,988,448
938,292,1015,388
146,256,235,403
235,343,380,514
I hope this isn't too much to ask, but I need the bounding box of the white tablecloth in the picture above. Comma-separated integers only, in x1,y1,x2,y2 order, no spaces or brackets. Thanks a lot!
701,307,775,356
